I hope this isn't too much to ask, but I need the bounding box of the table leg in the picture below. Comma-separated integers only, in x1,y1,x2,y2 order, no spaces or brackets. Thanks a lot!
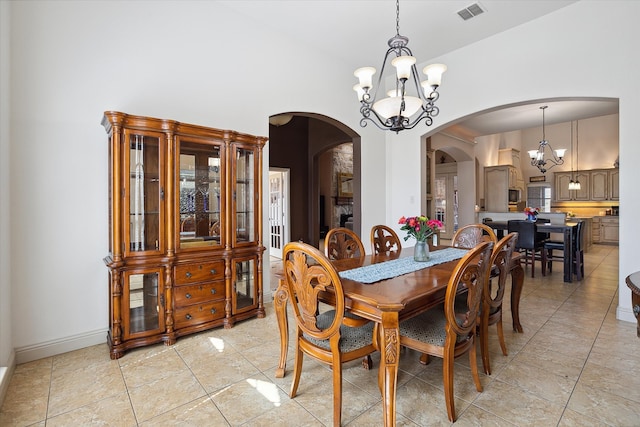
563,228,573,283
378,312,400,426
510,260,524,333
274,279,289,378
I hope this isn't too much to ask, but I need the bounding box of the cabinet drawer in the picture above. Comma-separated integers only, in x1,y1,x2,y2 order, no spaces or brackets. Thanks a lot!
174,300,225,329
174,282,225,307
174,261,224,285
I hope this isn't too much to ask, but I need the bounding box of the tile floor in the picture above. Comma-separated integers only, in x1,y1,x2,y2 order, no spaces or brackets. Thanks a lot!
2,244,639,426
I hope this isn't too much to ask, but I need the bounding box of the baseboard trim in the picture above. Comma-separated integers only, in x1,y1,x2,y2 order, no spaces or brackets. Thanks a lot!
15,329,107,365
617,305,636,324
0,350,16,407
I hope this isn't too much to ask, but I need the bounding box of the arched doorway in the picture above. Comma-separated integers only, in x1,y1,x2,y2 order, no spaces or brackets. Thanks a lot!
268,113,362,249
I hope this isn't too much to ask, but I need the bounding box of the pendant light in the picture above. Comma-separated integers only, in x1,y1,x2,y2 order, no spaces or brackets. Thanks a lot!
574,120,581,190
569,121,578,190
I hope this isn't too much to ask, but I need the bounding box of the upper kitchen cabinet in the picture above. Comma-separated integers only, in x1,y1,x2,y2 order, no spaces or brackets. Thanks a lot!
554,168,618,202
554,171,590,201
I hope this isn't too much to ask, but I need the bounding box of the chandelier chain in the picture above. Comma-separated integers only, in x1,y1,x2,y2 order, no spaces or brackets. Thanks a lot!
396,0,400,36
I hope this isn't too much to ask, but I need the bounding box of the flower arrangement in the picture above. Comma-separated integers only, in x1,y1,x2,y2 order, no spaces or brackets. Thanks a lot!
398,215,443,242
524,206,539,221
566,211,576,218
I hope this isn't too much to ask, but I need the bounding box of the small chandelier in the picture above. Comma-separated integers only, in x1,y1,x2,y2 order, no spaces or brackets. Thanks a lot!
528,105,566,174
568,120,582,190
353,0,447,133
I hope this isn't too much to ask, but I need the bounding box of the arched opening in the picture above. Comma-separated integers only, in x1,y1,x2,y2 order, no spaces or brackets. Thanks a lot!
423,97,619,231
268,113,362,251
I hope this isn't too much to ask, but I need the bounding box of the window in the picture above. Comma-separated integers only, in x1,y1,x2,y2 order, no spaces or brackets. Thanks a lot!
527,184,551,212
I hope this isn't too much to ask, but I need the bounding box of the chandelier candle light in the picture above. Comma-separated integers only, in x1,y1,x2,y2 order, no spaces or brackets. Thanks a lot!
353,0,447,133
528,106,566,174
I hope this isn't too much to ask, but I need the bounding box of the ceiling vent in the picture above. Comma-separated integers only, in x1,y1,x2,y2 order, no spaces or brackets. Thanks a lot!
457,3,486,21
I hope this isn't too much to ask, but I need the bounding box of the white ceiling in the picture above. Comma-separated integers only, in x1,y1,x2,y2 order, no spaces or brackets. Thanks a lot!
220,1,618,136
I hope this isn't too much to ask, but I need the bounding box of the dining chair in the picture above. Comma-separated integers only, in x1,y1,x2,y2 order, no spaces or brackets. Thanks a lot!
545,220,585,280
282,242,378,427
480,232,518,375
324,227,365,260
507,219,547,278
370,224,402,255
398,241,494,422
325,227,374,369
451,223,497,249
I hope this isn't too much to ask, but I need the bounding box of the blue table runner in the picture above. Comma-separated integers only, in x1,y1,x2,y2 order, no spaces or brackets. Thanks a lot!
339,247,469,284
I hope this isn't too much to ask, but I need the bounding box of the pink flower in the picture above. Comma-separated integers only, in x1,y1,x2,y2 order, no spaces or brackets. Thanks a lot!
398,214,441,242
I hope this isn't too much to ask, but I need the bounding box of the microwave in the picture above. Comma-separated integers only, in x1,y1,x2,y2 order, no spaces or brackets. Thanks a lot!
508,189,520,204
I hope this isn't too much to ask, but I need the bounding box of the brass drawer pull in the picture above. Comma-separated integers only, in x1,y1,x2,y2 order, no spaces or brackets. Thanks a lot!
210,269,216,275
211,289,216,295
185,314,192,320
185,272,192,278
210,308,216,314
185,293,192,299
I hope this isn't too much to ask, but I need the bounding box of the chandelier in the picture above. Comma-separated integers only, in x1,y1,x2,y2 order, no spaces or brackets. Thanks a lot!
353,0,447,133
528,106,566,174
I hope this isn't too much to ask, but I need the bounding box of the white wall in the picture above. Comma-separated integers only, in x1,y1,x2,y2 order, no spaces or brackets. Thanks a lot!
2,0,638,367
4,0,386,363
0,0,14,400
386,1,638,324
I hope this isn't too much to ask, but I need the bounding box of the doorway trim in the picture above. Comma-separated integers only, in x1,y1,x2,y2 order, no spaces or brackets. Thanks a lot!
268,168,290,259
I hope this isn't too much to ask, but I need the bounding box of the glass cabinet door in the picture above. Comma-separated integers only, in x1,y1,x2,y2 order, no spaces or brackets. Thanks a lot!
233,257,257,313
124,130,164,256
234,146,257,244
178,139,222,249
123,269,164,339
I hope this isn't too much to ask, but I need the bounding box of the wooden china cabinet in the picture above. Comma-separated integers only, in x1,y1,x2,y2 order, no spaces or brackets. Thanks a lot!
102,112,267,359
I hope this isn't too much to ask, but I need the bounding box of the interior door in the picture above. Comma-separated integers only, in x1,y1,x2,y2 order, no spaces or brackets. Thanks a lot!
268,169,289,258
435,164,458,240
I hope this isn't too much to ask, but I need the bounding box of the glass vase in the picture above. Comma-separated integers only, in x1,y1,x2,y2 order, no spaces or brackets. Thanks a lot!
414,240,430,262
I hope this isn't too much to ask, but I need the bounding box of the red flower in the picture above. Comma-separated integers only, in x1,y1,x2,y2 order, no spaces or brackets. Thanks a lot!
398,215,441,242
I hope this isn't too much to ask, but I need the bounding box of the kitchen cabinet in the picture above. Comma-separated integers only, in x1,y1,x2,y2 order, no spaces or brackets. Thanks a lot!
590,169,609,201
554,168,618,202
554,171,589,201
609,169,619,200
484,165,522,212
592,216,619,244
102,112,267,359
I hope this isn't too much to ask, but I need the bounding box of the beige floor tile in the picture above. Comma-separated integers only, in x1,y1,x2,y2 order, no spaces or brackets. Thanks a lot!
454,404,518,427
183,347,261,394
395,375,473,425
237,398,325,427
567,381,640,426
473,379,565,426
45,392,137,427
0,359,51,426
119,346,189,389
494,360,576,405
557,408,610,427
128,369,207,423
4,245,638,427
47,360,127,417
139,396,229,426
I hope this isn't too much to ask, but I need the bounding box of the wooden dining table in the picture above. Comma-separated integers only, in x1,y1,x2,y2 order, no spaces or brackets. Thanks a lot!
273,246,525,426
484,220,578,283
